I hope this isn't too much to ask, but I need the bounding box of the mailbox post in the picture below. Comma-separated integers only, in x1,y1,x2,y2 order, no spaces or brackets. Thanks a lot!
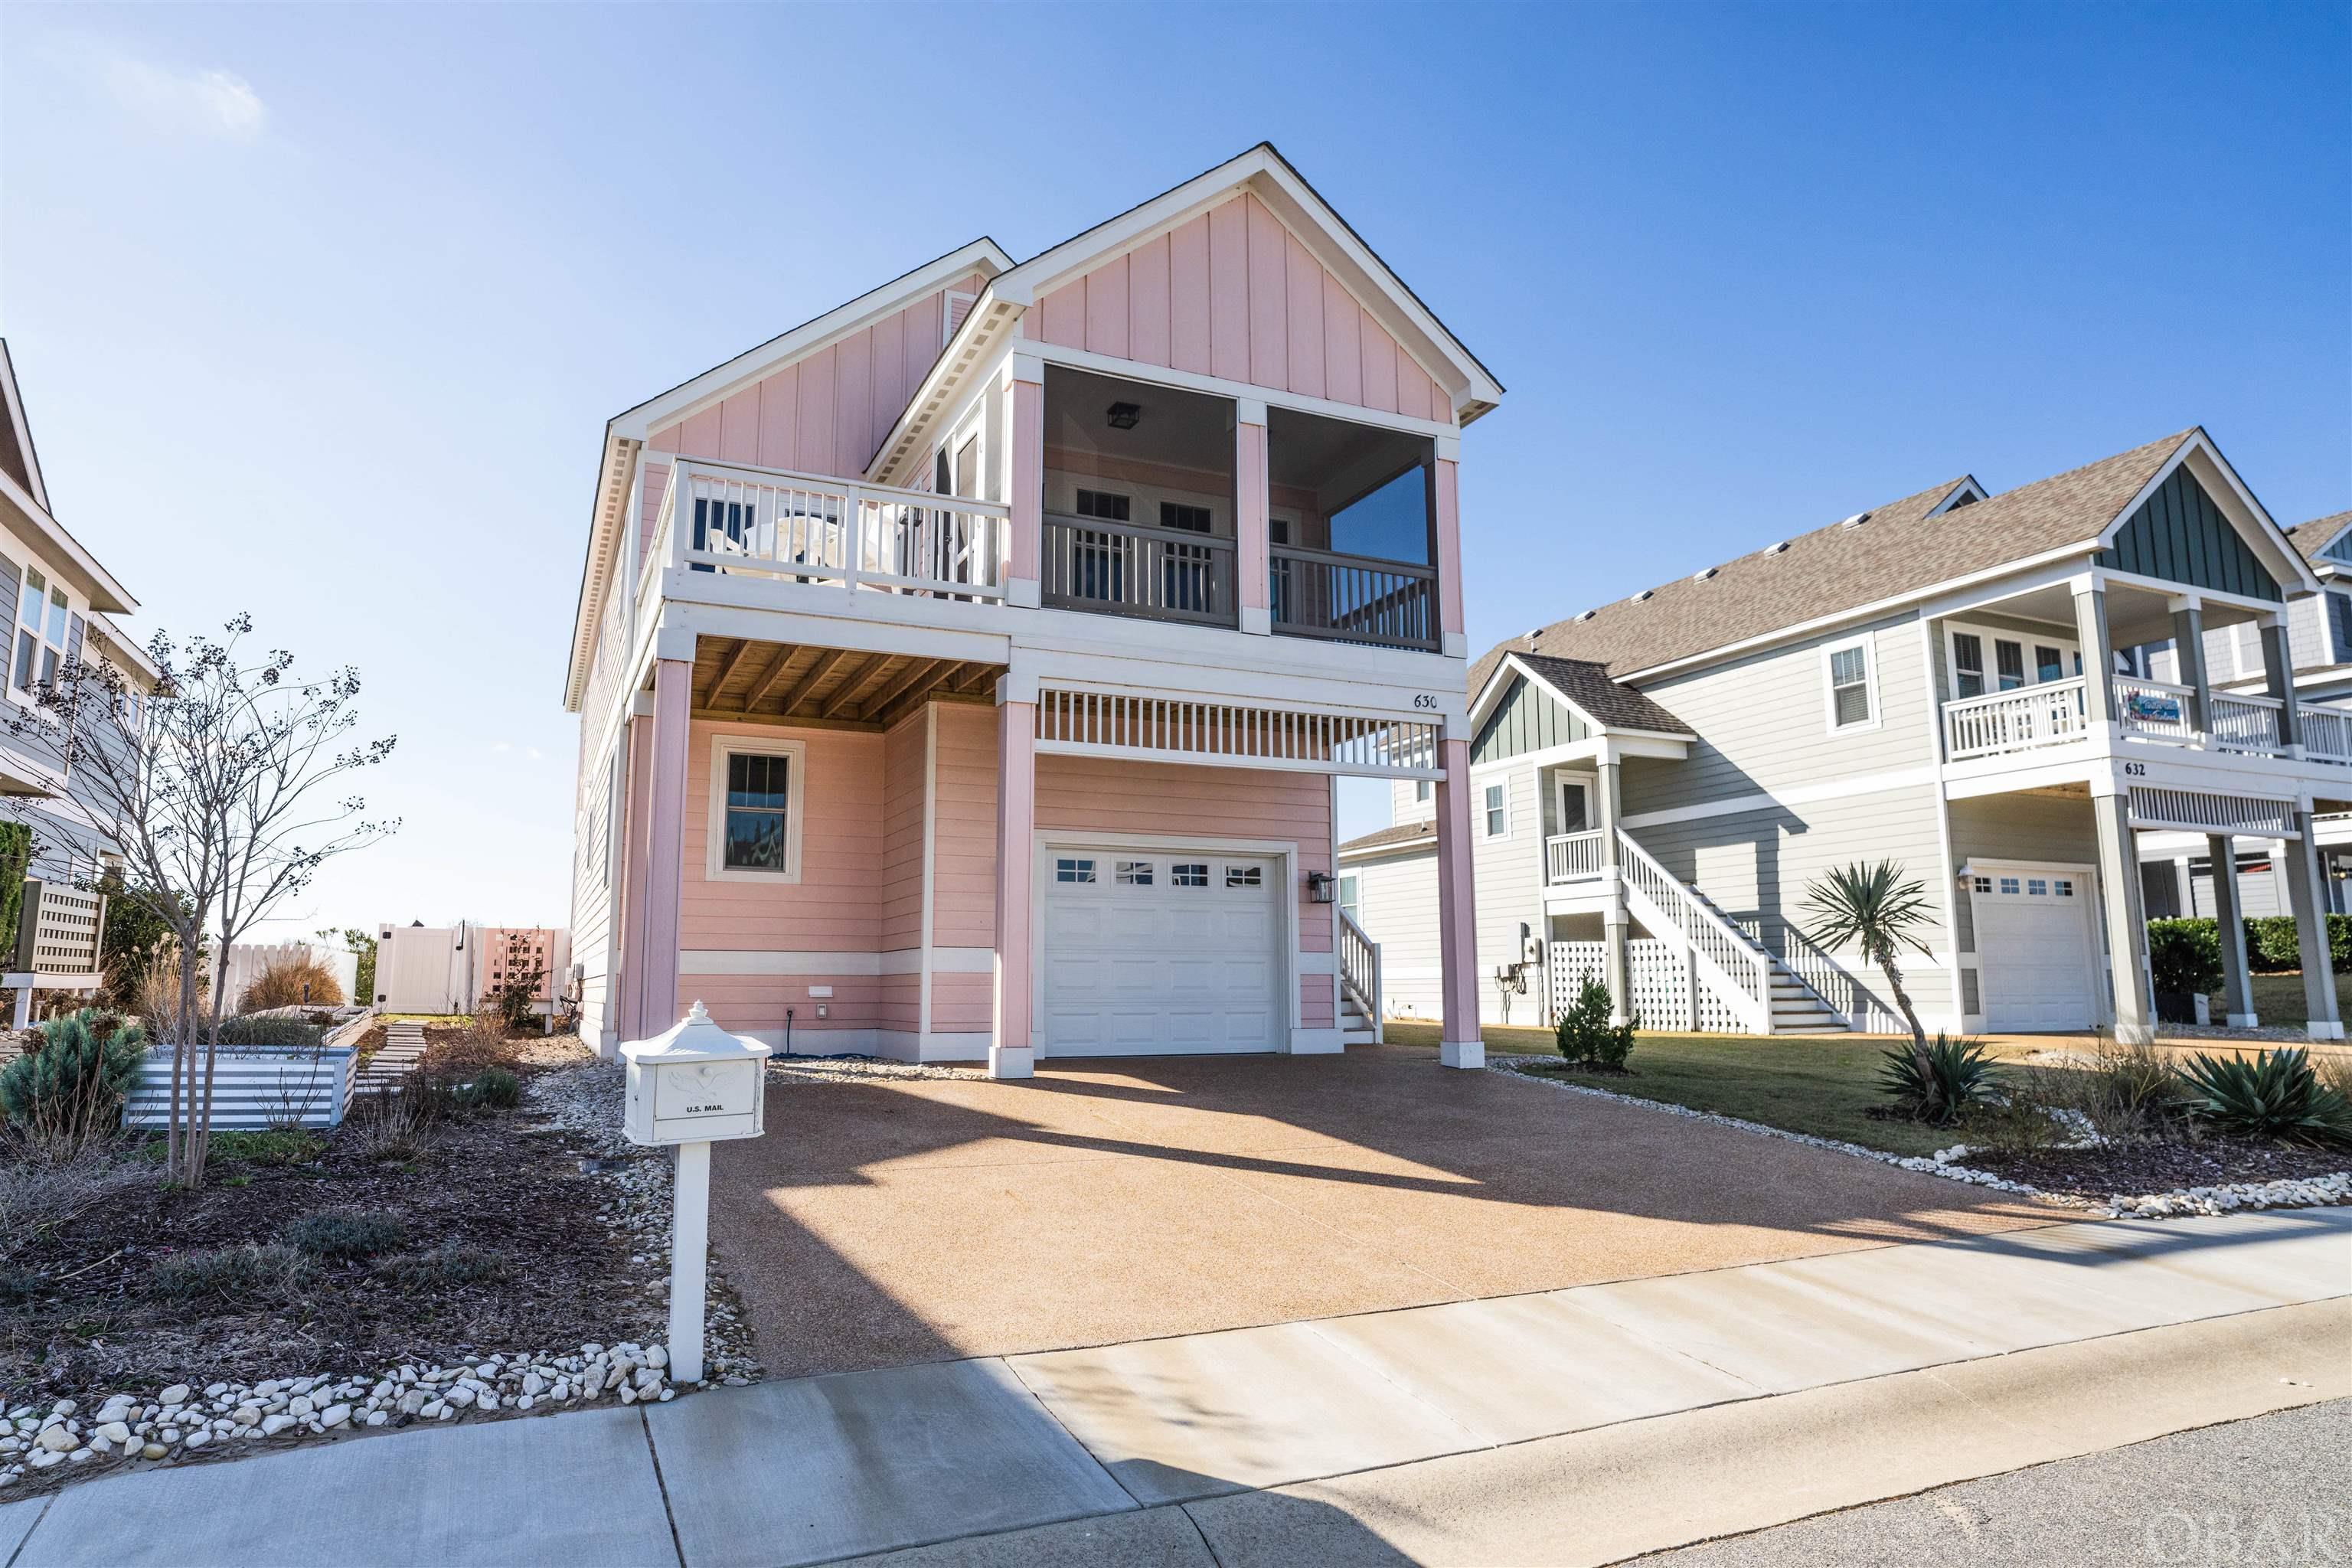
622,1001,773,1384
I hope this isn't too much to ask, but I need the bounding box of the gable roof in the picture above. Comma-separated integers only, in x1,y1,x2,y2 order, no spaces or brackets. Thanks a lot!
1338,818,1436,857
2288,509,2352,566
1472,428,2301,691
868,142,1505,485
0,339,137,617
1484,651,1690,736
0,341,43,510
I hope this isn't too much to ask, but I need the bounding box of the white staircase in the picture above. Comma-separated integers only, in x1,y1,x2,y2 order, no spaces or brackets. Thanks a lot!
1686,890,1851,1034
1341,992,1379,1046
1338,908,1385,1047
1612,828,1853,1037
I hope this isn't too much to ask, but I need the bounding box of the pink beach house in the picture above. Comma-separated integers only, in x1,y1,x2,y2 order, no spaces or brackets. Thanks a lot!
562,145,1504,1076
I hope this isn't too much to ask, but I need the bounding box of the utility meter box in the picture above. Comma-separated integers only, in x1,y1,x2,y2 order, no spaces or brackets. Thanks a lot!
622,1001,773,1147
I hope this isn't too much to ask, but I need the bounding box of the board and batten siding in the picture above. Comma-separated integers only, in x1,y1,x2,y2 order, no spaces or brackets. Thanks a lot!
2097,467,2281,603
1470,674,1586,766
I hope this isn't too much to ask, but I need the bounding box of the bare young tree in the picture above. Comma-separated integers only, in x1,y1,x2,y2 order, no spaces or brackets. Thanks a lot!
5,616,396,1187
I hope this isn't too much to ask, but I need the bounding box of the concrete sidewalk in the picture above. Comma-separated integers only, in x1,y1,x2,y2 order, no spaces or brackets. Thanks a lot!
3,1210,2345,1568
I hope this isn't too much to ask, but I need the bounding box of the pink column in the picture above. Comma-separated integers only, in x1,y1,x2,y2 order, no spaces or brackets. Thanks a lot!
616,714,656,1050
641,658,692,1038
1007,370,1044,606
1432,458,1465,650
1236,411,1269,631
991,698,1037,1079
1432,737,1482,1068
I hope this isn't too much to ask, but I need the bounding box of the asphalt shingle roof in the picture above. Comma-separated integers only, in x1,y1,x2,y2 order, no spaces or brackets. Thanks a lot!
1470,429,2199,692
2287,510,2352,564
1337,819,1436,856
1504,652,1690,735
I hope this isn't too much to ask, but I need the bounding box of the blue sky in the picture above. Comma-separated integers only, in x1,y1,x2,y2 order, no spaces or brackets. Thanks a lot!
3,2,2344,938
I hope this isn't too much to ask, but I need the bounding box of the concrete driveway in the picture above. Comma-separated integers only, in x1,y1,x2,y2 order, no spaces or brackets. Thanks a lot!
709,1044,2060,1380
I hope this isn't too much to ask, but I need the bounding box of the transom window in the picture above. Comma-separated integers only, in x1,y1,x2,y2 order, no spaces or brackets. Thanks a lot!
1946,623,2081,701
1055,858,1097,884
1999,876,2021,894
2027,877,2048,896
1074,489,1130,522
1172,863,1208,887
721,753,790,871
1225,865,1263,888
1160,501,1213,534
1825,639,1875,730
1972,875,1993,893
1116,861,1153,885
1482,782,1508,839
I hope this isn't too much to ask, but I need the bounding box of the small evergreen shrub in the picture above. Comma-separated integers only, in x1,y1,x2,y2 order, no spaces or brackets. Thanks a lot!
2145,920,2223,997
1553,978,1635,1071
283,1207,406,1260
150,1243,314,1305
2174,1048,2352,1146
456,1067,522,1110
0,1008,148,1154
1878,1034,2001,1125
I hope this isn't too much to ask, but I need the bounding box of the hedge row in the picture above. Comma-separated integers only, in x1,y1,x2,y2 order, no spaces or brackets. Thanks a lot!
2145,914,2352,995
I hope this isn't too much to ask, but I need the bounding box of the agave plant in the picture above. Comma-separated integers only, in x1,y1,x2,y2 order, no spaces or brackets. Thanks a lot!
2174,1048,2352,1147
1877,1033,2001,1126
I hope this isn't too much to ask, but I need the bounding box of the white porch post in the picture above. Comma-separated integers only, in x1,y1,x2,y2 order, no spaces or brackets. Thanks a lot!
1236,400,1270,635
2282,808,2343,1041
1432,737,1483,1068
1596,751,1632,1027
991,694,1037,1078
2207,833,2257,1027
2092,783,2156,1046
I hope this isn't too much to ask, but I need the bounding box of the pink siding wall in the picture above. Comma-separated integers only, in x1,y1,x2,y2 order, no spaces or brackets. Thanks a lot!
1300,975,1334,1030
930,704,999,948
693,973,884,1036
680,721,884,952
881,712,926,951
1031,194,1446,423
639,273,988,563
929,972,992,1034
880,972,920,1035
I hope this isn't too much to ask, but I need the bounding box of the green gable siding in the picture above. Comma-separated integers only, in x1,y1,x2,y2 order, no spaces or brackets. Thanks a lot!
2096,468,2280,602
2322,532,2352,566
1471,673,1586,765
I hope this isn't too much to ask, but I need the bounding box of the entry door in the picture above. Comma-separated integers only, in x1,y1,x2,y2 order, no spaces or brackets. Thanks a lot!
1555,776,1593,834
1972,868,2099,1030
1040,851,1282,1055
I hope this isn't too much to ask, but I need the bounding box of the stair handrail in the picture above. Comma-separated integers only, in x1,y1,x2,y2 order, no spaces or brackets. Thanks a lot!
1612,828,1774,1031
1337,906,1384,1044
1775,919,1870,1031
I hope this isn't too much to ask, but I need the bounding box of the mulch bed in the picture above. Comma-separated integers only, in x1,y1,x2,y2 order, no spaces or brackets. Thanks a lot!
1961,1137,2348,1203
0,1033,666,1408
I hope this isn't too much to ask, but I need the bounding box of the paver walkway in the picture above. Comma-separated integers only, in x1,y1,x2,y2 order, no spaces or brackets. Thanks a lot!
710,1045,2059,1380
2,1208,2344,1568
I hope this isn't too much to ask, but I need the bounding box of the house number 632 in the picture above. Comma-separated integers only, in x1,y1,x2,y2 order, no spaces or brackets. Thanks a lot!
2122,762,2147,776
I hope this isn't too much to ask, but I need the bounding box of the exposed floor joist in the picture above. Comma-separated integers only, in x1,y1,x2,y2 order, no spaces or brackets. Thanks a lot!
691,636,996,730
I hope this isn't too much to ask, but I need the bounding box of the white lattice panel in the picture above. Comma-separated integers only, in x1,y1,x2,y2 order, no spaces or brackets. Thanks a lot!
1627,940,1690,1031
1548,942,1606,1019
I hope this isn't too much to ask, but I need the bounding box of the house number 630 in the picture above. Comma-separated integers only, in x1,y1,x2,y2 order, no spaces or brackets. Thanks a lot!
1413,694,1439,709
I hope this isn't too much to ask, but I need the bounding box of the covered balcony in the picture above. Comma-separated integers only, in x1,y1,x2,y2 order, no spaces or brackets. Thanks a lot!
1266,404,1441,652
1933,574,2352,770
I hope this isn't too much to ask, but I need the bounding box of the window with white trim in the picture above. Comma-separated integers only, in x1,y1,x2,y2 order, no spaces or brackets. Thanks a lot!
1224,864,1263,889
1074,489,1130,522
1952,632,1985,698
1172,863,1208,887
705,736,806,882
1338,874,1360,922
13,568,67,694
1824,638,1876,731
1481,782,1508,839
1055,858,1097,884
1116,861,1153,885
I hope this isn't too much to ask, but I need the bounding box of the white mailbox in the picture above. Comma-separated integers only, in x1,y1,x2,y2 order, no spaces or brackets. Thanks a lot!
622,1000,773,1147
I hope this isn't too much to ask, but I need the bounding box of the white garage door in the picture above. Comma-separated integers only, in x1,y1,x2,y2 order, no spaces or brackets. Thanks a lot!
1041,851,1281,1056
1974,868,2099,1031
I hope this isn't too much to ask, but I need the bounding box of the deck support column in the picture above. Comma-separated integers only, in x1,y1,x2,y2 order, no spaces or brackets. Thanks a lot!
2091,784,2155,1046
2282,810,2343,1040
1596,753,1632,1027
2207,834,2257,1027
640,660,692,1040
616,709,656,1052
1236,401,1270,635
991,697,1037,1078
1432,737,1482,1068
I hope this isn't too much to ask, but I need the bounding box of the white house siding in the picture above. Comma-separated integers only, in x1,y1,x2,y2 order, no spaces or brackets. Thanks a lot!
1348,848,1442,1021
1470,760,1547,1025
1387,777,1436,825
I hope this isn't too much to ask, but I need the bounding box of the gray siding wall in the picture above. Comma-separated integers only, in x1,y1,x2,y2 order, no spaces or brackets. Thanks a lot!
1944,794,2102,954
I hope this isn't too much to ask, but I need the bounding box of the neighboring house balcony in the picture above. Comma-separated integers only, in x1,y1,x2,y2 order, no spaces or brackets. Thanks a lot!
1940,674,2349,766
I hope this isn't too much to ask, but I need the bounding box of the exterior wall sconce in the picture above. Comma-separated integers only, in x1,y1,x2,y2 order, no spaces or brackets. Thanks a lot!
1106,402,1142,430
1305,871,1337,903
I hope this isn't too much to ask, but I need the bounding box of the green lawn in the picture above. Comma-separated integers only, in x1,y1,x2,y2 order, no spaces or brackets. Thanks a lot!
2244,972,2352,1027
1381,1021,1962,1156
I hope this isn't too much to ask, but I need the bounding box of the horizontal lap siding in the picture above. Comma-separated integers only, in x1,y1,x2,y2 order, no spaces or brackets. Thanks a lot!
691,973,881,1036
1472,763,1545,1023
1349,851,1442,1021
681,722,884,952
880,972,919,1034
1945,795,2104,953
930,971,991,1034
1034,753,1333,955
882,714,926,951
931,705,998,948
1299,974,1333,1028
1030,193,1444,423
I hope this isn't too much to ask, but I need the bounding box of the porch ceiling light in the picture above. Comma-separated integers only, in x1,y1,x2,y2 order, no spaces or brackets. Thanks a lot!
1106,401,1142,430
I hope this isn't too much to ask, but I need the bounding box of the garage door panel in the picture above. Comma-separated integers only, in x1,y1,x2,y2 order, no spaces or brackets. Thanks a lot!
1975,871,2098,1032
1042,851,1282,1057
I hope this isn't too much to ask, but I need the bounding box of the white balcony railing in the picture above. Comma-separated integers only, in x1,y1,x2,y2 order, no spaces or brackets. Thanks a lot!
2299,704,2352,764
645,458,1010,604
1545,828,1606,884
1942,677,2090,760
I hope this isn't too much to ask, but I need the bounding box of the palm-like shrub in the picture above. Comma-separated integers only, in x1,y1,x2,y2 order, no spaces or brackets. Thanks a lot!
0,1009,148,1155
2174,1048,2352,1146
1877,1033,2002,1126
1802,861,1936,1087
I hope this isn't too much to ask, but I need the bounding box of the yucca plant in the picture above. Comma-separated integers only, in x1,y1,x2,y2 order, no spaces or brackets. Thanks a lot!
2174,1048,2352,1147
1877,1033,2002,1126
1802,860,1936,1083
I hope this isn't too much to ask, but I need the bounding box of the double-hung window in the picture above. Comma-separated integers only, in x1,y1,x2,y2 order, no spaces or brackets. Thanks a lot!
1952,633,1985,698
1824,638,1877,731
706,737,805,881
1481,782,1508,838
14,568,66,694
